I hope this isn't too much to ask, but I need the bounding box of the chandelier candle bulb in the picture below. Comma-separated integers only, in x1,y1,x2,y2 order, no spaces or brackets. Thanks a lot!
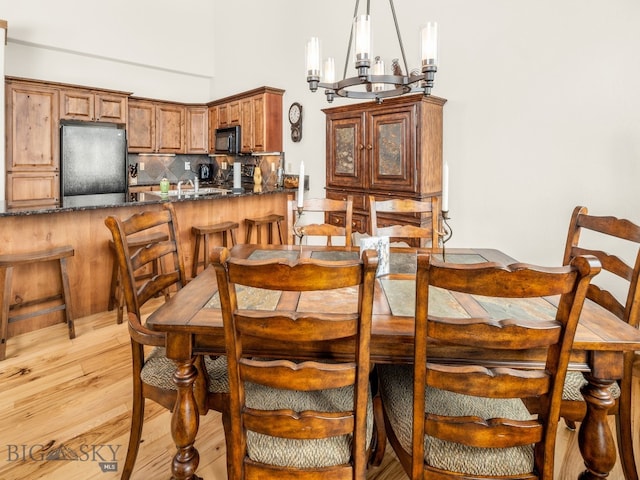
354,14,372,70
306,37,321,88
372,57,385,92
323,57,336,83
297,161,305,208
421,22,439,67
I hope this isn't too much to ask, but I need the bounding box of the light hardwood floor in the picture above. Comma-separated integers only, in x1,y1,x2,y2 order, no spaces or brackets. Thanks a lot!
1,299,637,480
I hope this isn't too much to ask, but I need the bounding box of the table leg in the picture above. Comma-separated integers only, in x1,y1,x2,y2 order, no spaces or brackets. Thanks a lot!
170,357,202,480
577,373,617,479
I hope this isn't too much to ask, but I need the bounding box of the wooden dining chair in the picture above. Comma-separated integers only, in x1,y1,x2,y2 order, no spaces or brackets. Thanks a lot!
287,196,354,246
211,246,379,480
526,206,640,480
376,252,599,479
369,195,440,248
105,203,230,480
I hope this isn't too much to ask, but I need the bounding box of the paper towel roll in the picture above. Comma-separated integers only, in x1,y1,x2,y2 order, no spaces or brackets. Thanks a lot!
233,162,243,193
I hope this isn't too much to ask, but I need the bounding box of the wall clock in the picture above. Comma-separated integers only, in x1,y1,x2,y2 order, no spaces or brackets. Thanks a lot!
288,102,303,142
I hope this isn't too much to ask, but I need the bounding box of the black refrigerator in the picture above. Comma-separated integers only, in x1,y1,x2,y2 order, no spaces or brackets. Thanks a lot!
60,122,128,197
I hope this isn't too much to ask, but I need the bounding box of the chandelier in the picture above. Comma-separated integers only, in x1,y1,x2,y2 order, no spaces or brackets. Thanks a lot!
305,0,438,103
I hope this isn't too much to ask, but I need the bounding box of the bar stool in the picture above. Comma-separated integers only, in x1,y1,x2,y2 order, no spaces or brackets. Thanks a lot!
0,245,75,361
108,232,168,325
244,214,285,244
191,221,239,277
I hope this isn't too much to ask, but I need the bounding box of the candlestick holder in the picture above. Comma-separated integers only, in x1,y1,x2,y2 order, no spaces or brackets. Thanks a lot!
439,210,453,261
293,206,305,251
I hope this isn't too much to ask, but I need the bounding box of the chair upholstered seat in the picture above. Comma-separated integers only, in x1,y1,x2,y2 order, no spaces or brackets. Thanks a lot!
141,347,229,393
378,364,534,477
562,370,621,401
245,382,373,468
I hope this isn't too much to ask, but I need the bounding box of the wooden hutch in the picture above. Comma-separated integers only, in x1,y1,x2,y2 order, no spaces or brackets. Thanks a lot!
323,94,446,237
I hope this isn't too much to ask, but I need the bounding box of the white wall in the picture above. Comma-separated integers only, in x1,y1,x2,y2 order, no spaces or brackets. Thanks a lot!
0,0,216,101
2,0,640,271
213,0,640,267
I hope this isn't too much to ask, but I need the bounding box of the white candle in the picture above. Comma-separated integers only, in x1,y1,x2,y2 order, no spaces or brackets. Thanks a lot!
442,162,449,212
297,161,305,208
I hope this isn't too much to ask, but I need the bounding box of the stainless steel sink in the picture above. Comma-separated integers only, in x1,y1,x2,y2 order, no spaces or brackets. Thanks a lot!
164,187,230,197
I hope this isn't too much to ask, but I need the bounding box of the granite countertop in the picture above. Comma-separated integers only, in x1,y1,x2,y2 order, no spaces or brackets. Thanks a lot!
0,187,291,217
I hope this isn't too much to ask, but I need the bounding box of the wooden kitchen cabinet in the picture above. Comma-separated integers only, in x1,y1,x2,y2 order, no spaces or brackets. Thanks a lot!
128,99,185,153
6,172,59,207
6,79,59,172
156,103,185,153
208,86,284,153
60,87,128,124
324,94,446,234
186,105,209,153
5,79,60,206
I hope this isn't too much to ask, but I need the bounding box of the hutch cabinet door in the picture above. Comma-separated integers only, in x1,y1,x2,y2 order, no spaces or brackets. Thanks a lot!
326,113,367,190
368,106,416,193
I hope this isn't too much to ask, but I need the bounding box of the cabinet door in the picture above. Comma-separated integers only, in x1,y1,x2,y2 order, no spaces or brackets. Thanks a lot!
228,101,241,126
208,105,219,149
6,172,59,207
6,82,59,171
156,104,185,153
128,100,155,152
60,88,94,121
240,98,254,152
60,89,127,123
252,95,266,151
186,106,209,153
368,106,416,193
95,93,127,123
326,113,366,190
217,104,229,127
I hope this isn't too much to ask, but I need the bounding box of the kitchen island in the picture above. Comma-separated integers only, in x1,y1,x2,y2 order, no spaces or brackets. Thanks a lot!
0,188,292,339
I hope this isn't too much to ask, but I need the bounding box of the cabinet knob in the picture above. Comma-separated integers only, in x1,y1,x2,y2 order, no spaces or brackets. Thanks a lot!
366,144,372,150
359,144,364,150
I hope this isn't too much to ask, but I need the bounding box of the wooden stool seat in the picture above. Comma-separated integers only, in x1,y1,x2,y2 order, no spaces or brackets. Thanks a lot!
191,221,239,277
0,245,75,361
108,232,168,324
244,214,285,244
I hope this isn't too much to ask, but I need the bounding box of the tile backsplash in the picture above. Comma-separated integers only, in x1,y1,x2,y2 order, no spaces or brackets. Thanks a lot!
128,154,209,186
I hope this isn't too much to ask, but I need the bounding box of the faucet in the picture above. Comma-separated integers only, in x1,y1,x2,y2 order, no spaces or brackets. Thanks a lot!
177,179,195,196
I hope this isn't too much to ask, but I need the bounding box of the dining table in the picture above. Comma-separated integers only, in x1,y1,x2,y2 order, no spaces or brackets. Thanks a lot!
146,244,640,480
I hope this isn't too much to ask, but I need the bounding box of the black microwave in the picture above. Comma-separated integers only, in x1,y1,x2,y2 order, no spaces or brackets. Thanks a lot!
214,125,241,154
